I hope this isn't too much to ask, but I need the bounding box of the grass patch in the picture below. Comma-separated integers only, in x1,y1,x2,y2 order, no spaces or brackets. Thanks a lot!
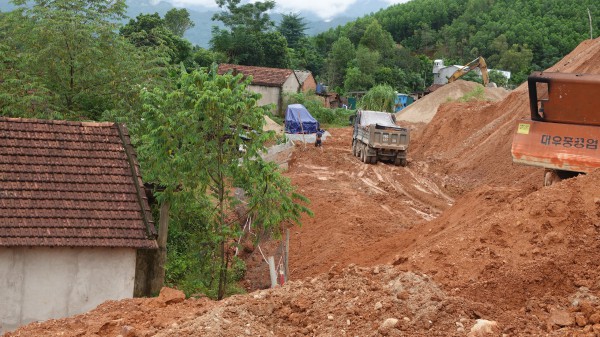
458,86,486,102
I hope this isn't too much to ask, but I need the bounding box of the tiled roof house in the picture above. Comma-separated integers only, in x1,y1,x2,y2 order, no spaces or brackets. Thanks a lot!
294,70,317,93
0,117,157,333
218,64,303,115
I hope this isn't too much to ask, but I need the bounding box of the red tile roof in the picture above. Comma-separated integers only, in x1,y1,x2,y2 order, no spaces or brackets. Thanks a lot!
0,117,157,249
217,64,296,87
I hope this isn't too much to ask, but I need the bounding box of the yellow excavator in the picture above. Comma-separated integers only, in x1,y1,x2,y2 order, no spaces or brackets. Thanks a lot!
447,56,489,86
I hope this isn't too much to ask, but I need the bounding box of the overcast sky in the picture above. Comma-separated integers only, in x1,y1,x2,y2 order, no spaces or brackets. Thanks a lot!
164,0,411,20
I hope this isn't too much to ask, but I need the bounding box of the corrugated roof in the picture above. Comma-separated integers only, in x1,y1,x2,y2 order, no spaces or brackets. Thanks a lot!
0,117,157,249
218,63,295,87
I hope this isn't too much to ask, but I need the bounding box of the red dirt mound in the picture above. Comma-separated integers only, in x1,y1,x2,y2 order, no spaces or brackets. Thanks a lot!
410,37,600,191
377,170,600,335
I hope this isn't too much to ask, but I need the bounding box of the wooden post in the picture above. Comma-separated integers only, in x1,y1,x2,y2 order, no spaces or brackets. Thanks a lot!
589,8,594,40
150,200,170,294
297,110,307,148
284,229,290,282
268,256,277,288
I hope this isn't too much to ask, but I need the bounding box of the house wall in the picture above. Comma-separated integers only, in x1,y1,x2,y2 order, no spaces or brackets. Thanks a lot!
301,75,317,93
0,247,136,334
249,84,281,109
434,66,461,85
282,75,300,94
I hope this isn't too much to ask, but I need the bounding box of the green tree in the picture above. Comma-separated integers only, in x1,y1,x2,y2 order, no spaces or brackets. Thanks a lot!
289,37,323,74
136,65,310,299
344,67,374,92
324,37,355,89
192,47,224,68
213,0,275,32
278,13,307,49
359,20,395,58
210,0,289,67
120,12,192,65
358,84,396,113
355,45,380,76
7,0,159,120
164,8,195,37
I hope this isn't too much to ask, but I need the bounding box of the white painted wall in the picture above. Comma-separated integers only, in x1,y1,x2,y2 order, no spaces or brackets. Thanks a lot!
0,247,136,334
249,84,281,108
282,75,300,93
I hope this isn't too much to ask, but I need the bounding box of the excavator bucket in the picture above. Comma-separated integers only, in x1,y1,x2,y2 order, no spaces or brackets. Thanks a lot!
511,72,600,173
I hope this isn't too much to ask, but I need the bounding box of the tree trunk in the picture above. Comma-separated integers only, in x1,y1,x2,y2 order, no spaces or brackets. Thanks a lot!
150,200,170,295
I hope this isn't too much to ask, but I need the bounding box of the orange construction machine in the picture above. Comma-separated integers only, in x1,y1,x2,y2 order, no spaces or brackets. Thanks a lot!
511,72,600,185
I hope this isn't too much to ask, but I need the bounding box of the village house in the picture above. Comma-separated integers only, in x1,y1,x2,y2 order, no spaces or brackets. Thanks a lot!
294,70,317,93
218,64,315,115
0,117,158,334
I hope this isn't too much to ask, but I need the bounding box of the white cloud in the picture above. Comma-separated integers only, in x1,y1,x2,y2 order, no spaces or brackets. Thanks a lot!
162,0,411,20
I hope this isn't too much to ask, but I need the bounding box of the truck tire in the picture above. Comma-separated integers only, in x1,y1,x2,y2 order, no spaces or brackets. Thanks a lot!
394,156,402,166
400,158,408,167
361,145,368,163
544,169,580,186
352,140,358,157
369,155,377,164
544,169,559,186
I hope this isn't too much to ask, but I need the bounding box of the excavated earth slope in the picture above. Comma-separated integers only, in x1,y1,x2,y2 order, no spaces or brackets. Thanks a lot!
6,37,600,337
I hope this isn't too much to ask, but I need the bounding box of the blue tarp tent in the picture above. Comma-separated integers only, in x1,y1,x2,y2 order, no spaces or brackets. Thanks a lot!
284,104,319,134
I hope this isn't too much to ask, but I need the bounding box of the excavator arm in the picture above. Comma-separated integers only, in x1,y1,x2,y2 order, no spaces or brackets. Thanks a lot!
448,56,489,86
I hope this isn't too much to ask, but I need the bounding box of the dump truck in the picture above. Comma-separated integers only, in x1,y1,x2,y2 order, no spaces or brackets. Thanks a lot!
511,71,600,185
352,110,410,166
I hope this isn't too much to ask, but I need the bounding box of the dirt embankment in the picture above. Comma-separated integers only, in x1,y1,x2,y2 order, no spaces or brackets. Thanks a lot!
395,80,509,124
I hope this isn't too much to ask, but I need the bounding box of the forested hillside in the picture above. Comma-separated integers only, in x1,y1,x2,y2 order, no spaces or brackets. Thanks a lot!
314,0,599,87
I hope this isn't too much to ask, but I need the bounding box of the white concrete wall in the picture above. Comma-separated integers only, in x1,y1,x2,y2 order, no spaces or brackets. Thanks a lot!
282,75,300,94
434,66,462,85
249,84,281,108
0,247,137,334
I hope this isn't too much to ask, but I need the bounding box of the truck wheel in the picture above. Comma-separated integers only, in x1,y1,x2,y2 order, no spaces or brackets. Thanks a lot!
361,145,368,163
544,169,559,186
400,158,408,167
369,156,377,164
394,157,402,166
352,141,358,157
544,169,580,186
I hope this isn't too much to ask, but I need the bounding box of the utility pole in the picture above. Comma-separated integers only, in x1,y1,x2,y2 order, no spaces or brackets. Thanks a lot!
589,8,593,40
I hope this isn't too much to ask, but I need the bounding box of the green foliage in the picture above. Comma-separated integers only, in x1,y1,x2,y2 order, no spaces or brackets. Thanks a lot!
324,37,355,89
284,92,355,127
120,12,193,66
289,37,323,74
213,0,275,32
458,86,486,102
312,0,600,90
210,0,290,67
278,13,307,49
136,65,311,299
359,20,395,58
164,8,195,37
3,0,162,120
344,66,374,92
358,84,397,112
488,70,509,87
